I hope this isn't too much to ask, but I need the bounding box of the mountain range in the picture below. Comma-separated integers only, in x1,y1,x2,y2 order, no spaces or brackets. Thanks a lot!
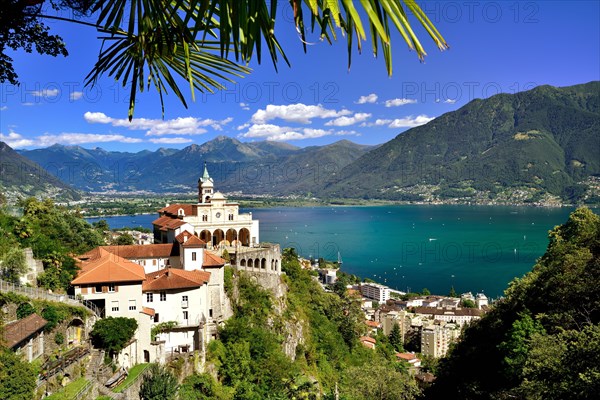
0,142,81,202
5,81,600,204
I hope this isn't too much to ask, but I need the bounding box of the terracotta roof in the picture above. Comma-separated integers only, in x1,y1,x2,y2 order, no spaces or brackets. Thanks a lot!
158,204,194,217
175,231,206,247
396,352,419,361
142,268,210,291
359,336,377,344
141,307,156,317
79,244,175,261
3,314,47,348
203,252,226,267
72,248,146,285
152,215,188,231
365,320,381,328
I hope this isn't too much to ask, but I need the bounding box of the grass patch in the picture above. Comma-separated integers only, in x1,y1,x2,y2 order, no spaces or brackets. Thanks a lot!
46,377,89,400
96,397,112,400
113,363,150,393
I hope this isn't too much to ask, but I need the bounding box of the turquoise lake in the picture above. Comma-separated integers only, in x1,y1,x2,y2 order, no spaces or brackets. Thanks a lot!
87,205,584,298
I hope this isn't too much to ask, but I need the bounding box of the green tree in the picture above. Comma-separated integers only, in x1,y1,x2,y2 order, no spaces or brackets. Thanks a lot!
421,288,431,296
460,299,476,308
139,364,179,400
497,311,545,380
2,1,446,119
90,317,138,358
16,303,35,319
449,286,458,298
0,348,37,400
93,220,110,232
333,280,347,298
388,323,403,352
0,247,27,283
341,363,420,400
114,233,135,245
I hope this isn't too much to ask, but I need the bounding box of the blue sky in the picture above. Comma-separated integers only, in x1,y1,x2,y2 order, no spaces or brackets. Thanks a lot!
1,1,599,151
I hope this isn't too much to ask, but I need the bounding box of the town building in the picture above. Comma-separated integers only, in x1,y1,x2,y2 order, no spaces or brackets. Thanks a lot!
414,306,484,327
71,248,155,367
359,336,377,350
360,282,391,302
2,313,47,362
420,322,460,358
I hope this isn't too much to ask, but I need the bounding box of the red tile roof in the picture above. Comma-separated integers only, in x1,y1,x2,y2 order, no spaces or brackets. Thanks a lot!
365,320,381,328
158,204,194,217
142,268,210,291
141,307,156,317
203,252,226,267
396,352,419,361
72,248,146,285
79,244,175,261
3,314,47,348
359,336,377,344
152,215,188,231
175,231,206,247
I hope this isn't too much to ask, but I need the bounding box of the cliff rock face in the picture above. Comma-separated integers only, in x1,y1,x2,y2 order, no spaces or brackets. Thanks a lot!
228,270,306,359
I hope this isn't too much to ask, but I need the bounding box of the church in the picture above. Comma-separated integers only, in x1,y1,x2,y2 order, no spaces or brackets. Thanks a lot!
153,163,260,247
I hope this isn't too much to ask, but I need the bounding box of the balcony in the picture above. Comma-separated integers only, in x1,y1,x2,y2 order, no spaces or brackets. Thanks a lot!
181,300,189,308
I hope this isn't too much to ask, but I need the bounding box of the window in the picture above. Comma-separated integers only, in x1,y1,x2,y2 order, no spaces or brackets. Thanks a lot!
154,313,159,323
146,293,153,302
228,214,234,221
152,259,157,266
111,301,119,312
202,215,208,222
160,292,166,301
192,252,196,261
183,311,188,320
209,309,213,318
95,285,102,293
108,284,116,293
182,295,188,302
129,300,137,311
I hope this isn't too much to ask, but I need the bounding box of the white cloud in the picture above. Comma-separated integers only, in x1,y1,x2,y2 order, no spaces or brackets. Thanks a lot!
325,113,371,127
237,123,250,131
444,99,457,104
238,123,356,141
0,131,35,148
70,91,84,101
0,106,7,111
388,115,434,128
239,102,250,111
149,137,193,144
251,103,351,124
356,93,378,104
36,133,143,146
32,88,60,98
0,130,143,148
385,98,417,107
365,115,434,128
84,112,232,136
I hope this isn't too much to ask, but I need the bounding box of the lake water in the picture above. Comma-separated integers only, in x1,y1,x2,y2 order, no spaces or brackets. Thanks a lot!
87,205,582,298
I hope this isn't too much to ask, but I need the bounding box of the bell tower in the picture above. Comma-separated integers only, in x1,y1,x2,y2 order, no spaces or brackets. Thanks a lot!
198,162,214,203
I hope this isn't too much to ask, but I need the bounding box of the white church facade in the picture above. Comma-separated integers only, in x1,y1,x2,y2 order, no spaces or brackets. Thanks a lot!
153,163,259,247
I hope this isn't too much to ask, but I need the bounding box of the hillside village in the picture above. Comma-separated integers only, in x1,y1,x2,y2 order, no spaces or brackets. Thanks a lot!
0,164,493,399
